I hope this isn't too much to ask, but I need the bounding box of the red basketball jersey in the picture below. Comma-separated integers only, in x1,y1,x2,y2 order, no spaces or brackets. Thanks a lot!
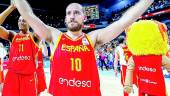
36,48,47,94
122,45,132,63
49,33,101,96
8,34,38,74
133,55,166,96
0,58,3,83
121,45,137,86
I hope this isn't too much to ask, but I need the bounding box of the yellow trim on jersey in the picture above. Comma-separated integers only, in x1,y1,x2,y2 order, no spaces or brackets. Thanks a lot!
64,33,84,41
50,33,63,59
11,34,17,43
29,33,39,48
29,33,40,62
86,34,94,48
35,50,39,65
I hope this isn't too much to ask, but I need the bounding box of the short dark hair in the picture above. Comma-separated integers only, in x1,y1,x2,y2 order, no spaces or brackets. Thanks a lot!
118,36,125,44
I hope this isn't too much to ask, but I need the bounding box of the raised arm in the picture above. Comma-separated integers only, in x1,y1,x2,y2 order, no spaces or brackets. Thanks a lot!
0,26,15,41
14,0,61,42
0,4,16,25
89,0,154,47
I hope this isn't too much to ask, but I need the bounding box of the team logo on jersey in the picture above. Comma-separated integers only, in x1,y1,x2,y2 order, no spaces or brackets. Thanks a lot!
140,78,157,85
16,36,30,42
59,77,92,88
61,44,90,52
138,66,156,72
12,55,31,61
82,38,89,45
62,38,65,40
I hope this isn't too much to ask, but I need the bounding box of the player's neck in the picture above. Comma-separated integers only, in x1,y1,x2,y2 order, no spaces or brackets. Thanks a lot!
19,30,30,36
19,29,29,34
66,30,83,40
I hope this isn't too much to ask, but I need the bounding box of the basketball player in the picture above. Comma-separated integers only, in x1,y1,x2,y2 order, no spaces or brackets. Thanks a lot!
114,36,137,96
14,0,154,95
0,3,16,92
0,16,44,96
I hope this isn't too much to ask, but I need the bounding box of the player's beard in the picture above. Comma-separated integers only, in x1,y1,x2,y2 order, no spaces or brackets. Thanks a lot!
66,21,82,32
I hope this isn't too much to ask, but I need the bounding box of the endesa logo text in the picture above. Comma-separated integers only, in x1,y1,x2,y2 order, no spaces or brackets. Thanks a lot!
138,66,156,72
59,77,92,88
12,55,31,61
